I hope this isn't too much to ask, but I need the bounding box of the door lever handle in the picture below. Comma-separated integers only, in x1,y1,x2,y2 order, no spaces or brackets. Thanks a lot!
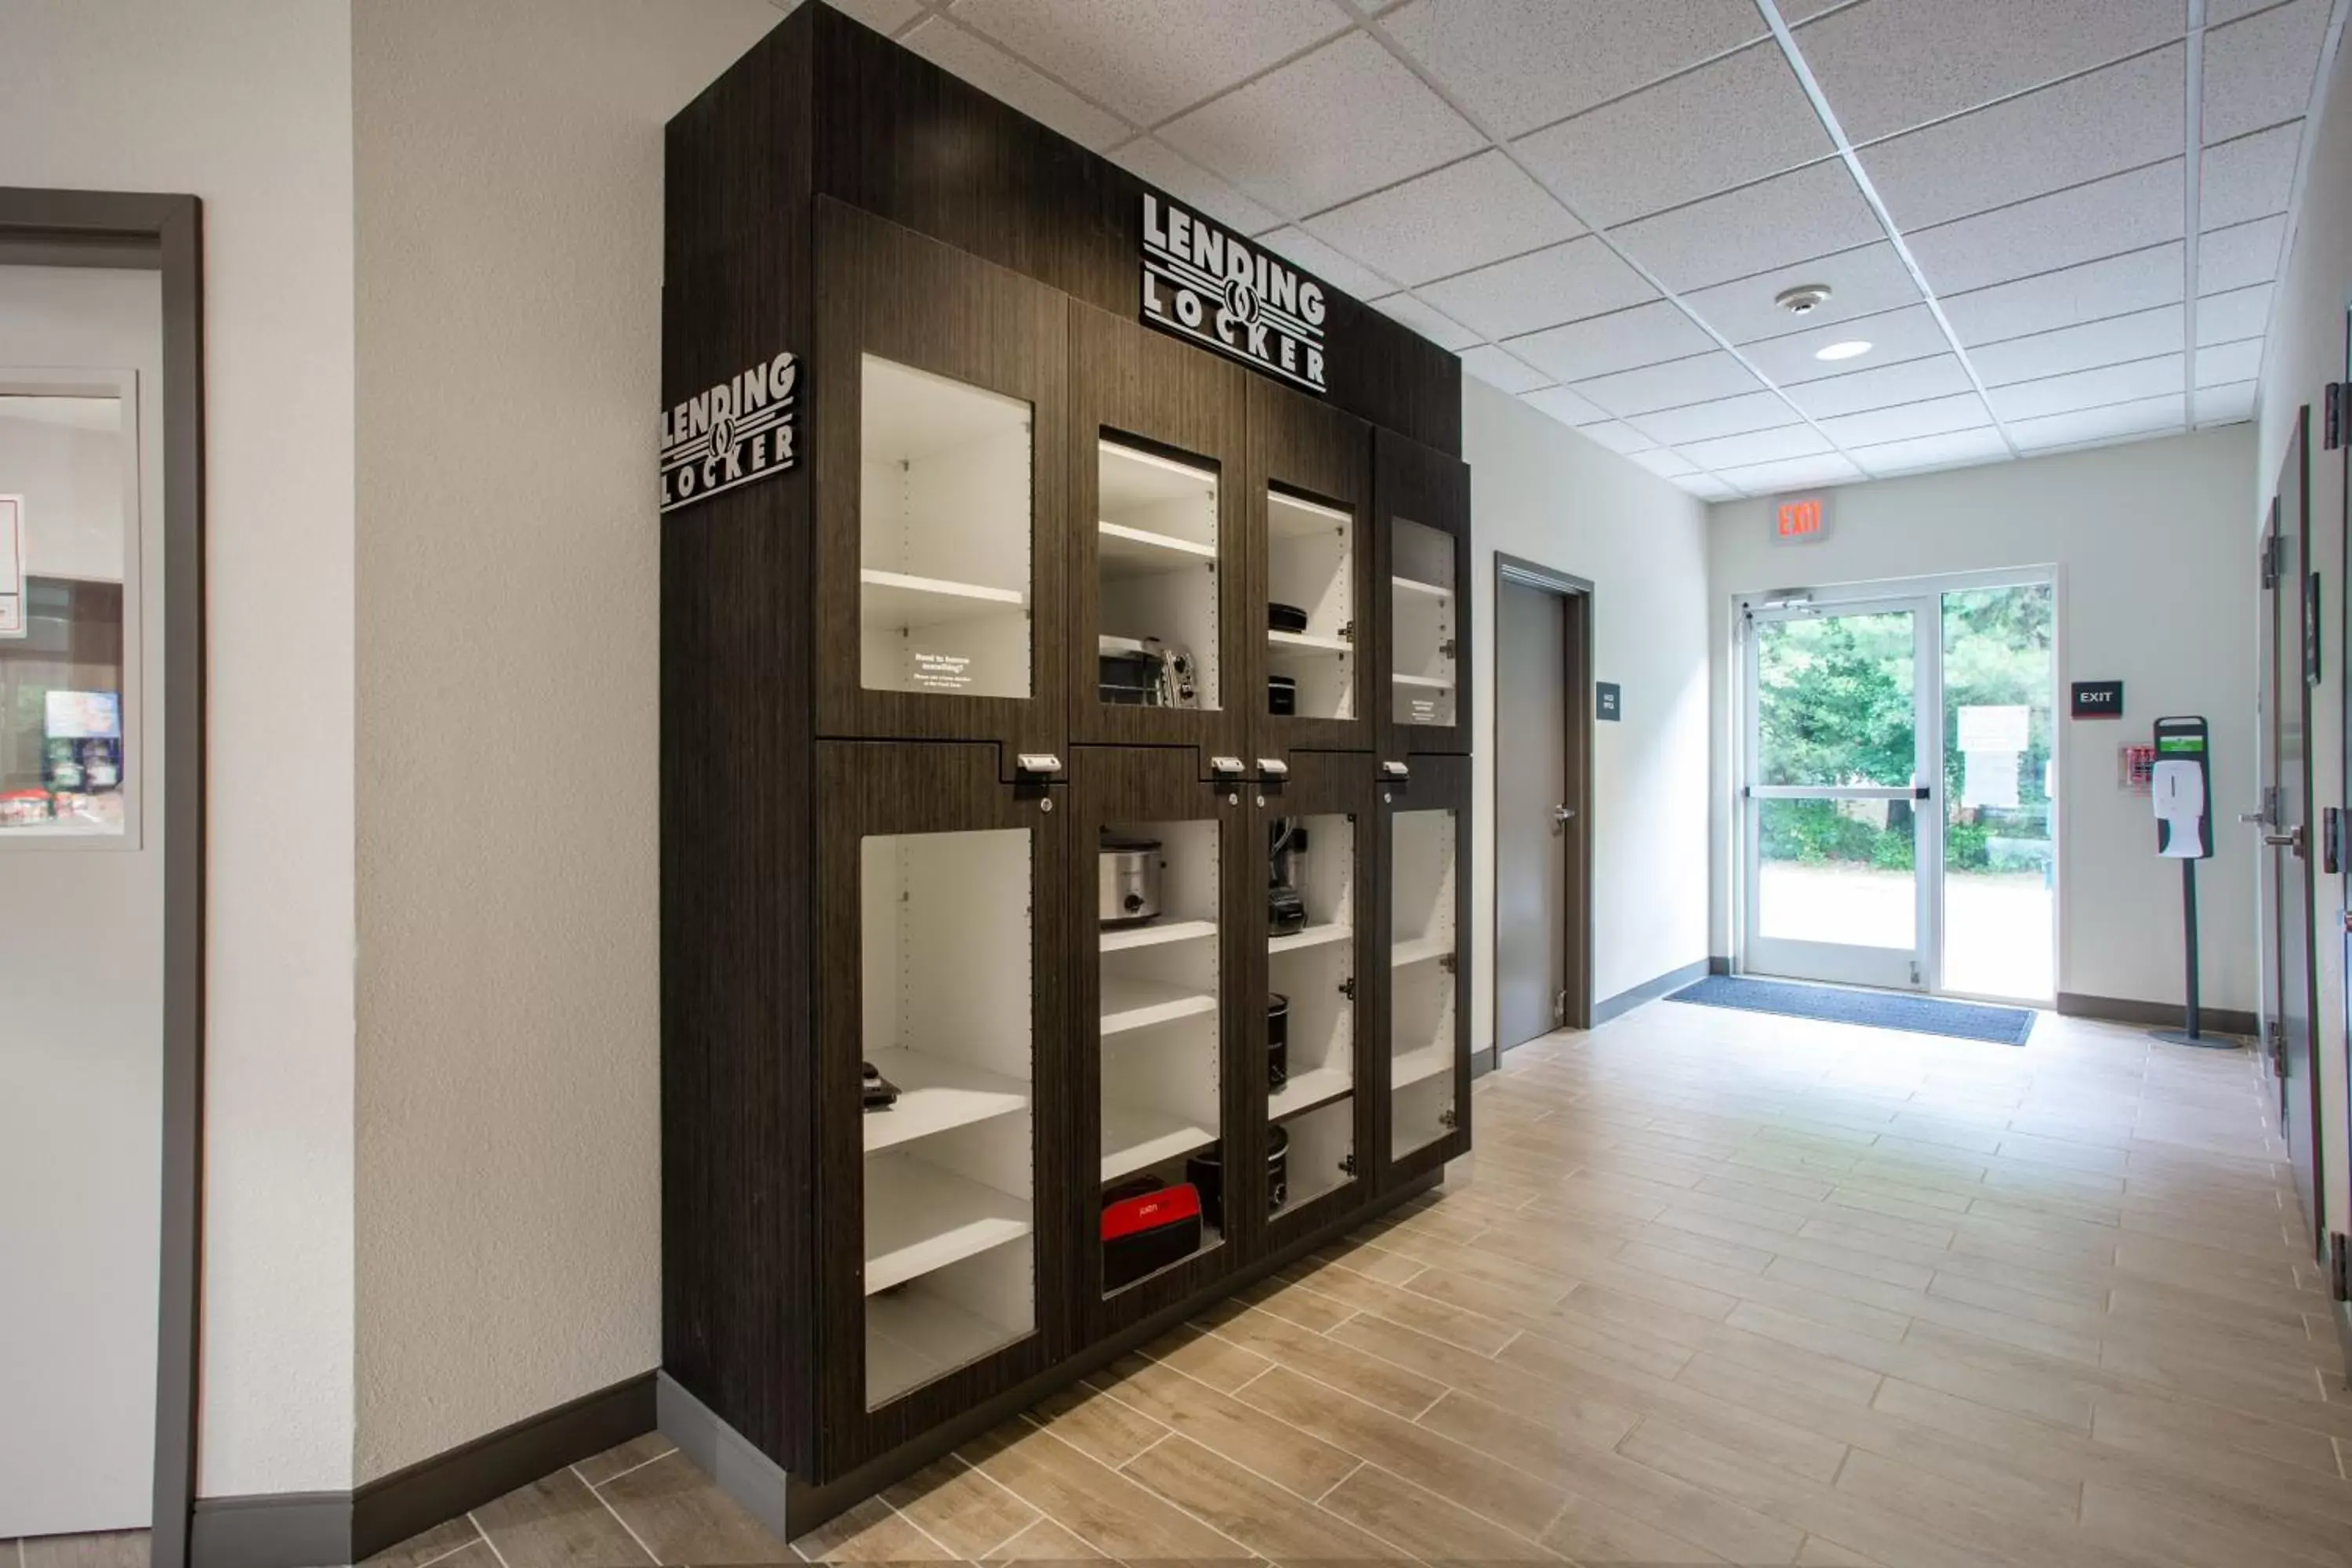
2264,829,2303,850
1552,805,1576,823
2240,811,2270,823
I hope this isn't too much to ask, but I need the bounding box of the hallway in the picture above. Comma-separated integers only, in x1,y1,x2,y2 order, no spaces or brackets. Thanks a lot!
355,1001,2346,1566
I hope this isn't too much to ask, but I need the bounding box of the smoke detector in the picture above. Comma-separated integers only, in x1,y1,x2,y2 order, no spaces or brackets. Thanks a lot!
1774,283,1833,316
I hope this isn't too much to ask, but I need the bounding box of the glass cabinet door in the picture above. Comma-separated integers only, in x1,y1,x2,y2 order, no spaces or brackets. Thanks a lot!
1388,797,1462,1164
1388,519,1457,731
1095,440,1219,717
1374,429,1471,758
1249,379,1372,757
1264,487,1359,728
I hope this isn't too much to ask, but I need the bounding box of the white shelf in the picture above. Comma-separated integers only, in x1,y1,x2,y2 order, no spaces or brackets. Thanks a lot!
1392,934,1454,968
1268,629,1352,655
1101,1102,1218,1181
1392,672,1454,690
868,1289,1026,1407
1269,921,1352,955
1099,521,1216,577
1269,491,1352,537
860,568,1026,627
1102,918,1218,953
1101,977,1219,1036
1269,1066,1352,1123
1392,1042,1453,1089
864,1159,1032,1295
861,1049,1031,1156
1393,575,1452,602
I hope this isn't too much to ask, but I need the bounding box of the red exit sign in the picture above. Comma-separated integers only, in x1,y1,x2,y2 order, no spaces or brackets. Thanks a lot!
1770,493,1831,545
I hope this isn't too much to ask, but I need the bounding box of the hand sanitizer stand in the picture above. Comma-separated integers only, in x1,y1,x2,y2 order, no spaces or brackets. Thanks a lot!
2149,715,2231,1047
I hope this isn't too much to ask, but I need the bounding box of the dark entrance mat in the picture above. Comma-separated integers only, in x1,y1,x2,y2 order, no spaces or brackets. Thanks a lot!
1664,975,2036,1046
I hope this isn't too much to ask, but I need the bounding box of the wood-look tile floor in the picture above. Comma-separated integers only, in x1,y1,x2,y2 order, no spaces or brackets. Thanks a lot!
365,1002,2350,1567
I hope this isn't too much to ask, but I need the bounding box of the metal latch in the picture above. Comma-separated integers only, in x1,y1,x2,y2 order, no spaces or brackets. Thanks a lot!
1380,760,1410,777
1208,755,1245,775
1014,753,1062,775
1258,757,1289,777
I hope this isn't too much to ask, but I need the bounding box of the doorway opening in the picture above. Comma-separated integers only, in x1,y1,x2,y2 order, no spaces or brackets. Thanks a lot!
1737,572,2056,1004
1491,554,1592,1053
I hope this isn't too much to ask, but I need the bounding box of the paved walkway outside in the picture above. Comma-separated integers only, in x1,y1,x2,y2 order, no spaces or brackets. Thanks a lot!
1759,861,2054,1001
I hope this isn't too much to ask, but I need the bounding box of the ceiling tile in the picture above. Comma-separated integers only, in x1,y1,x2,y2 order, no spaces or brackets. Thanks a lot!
1713,452,1867,491
1630,391,1806,445
1683,242,1923,343
2201,0,2330,143
1628,448,1700,477
1160,31,1485,215
1849,426,2013,474
1987,354,2184,419
1786,354,1976,418
1254,227,1395,301
1570,350,1766,416
1304,151,1583,285
1457,343,1554,394
2199,122,2302,230
1379,0,1768,138
902,16,1134,149
2197,379,2258,422
2195,281,2274,343
1367,292,1479,350
1737,303,1953,384
1675,472,1740,500
2198,214,2286,291
1970,304,2185,384
1512,43,1834,227
1114,137,1284,236
829,0,924,34
2007,391,2184,448
1794,0,2186,144
1817,391,1994,446
2206,0,2279,19
1940,243,2184,343
1508,299,1719,383
1419,235,1657,339
1906,159,2183,296
2195,337,2264,386
1861,45,2184,230
1576,420,1660,455
1521,384,1612,425
1609,162,1882,292
1678,423,1835,470
949,0,1346,125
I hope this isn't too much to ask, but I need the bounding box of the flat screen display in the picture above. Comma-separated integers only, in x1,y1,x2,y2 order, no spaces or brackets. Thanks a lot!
45,689,122,740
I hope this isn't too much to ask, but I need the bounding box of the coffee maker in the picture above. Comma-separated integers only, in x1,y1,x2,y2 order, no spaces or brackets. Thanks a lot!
1268,818,1308,936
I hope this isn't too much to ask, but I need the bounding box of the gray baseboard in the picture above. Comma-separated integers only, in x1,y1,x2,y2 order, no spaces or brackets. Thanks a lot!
187,1372,655,1567
2055,991,2256,1039
1708,955,1732,975
1592,958,1711,1025
659,1373,794,1543
188,1491,350,1568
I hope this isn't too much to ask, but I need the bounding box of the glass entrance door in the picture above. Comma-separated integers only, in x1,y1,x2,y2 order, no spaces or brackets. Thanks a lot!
1743,598,1937,990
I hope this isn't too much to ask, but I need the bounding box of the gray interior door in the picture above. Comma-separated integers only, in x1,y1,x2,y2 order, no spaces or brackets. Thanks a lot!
2257,500,2286,1114
2271,409,2321,1240
1496,578,1566,1048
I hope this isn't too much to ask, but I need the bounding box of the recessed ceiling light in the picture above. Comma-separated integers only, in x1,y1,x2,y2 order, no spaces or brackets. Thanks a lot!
1814,340,1873,362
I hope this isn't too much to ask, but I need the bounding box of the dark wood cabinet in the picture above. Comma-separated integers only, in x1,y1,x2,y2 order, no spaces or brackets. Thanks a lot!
661,0,1471,1532
1248,377,1374,764
812,740,1073,1469
1067,303,1252,760
814,200,1069,768
1374,428,1472,759
1373,753,1474,1188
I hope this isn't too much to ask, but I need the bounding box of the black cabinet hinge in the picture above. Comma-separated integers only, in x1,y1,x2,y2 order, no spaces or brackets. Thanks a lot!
1338,977,1357,1001
1438,952,1457,974
2263,533,2285,589
1338,621,1356,644
1439,1107,1459,1129
1439,638,1457,660
1338,1152,1357,1176
2331,1233,2350,1301
2325,383,2349,451
2326,807,2344,875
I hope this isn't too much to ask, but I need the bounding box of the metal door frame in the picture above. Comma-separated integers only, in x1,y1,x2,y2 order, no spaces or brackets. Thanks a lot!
1733,566,2061,1001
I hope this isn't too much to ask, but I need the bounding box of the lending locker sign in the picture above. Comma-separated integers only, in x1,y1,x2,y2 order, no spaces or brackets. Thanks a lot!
1141,193,1327,394
659,350,797,514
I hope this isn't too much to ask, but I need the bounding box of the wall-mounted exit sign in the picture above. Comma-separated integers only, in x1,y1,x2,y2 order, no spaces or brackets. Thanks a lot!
1769,493,1831,545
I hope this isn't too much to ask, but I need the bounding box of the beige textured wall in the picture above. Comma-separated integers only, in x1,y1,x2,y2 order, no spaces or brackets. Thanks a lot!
352,0,779,1483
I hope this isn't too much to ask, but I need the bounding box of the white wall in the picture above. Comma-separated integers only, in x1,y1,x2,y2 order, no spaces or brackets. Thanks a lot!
1709,429,2260,1013
0,0,358,1498
350,0,779,1483
2254,14,2350,1239
1461,377,1714,1048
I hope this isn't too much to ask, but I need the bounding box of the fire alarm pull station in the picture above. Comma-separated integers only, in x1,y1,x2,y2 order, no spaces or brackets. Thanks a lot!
2149,716,2228,1049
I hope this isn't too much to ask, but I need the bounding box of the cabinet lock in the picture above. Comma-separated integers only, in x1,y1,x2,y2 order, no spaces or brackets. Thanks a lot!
1208,755,1245,775
1257,757,1289,777
1014,753,1062,776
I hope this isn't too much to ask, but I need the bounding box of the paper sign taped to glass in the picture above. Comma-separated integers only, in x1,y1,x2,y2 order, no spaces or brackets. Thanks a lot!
2152,757,2207,858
